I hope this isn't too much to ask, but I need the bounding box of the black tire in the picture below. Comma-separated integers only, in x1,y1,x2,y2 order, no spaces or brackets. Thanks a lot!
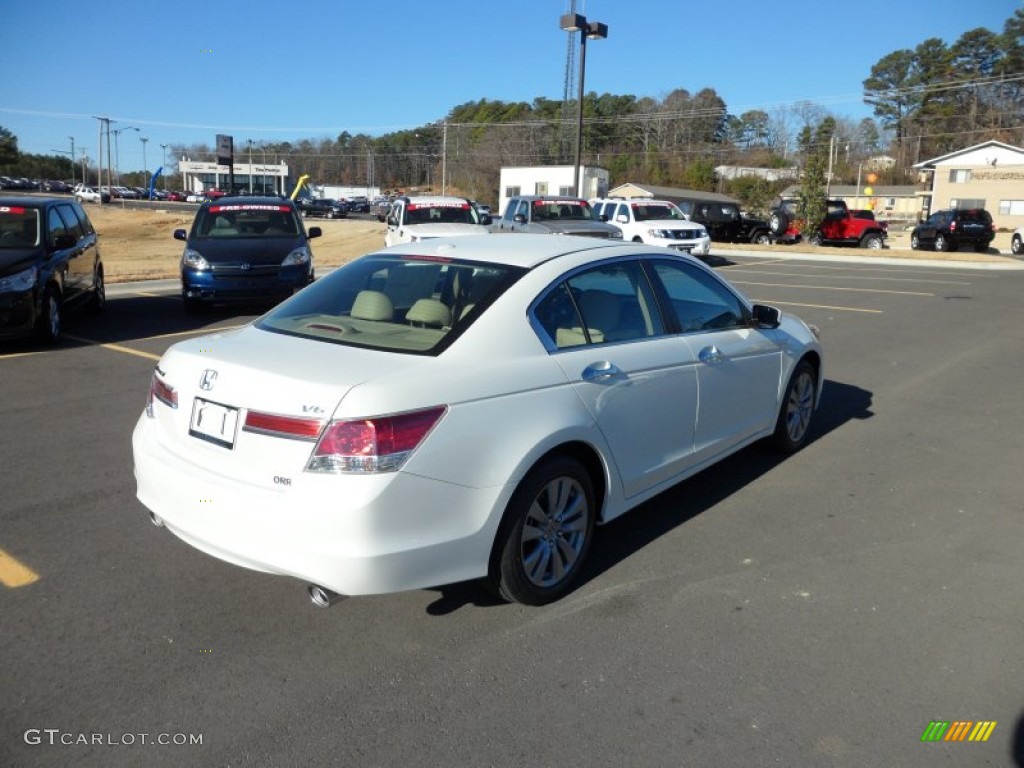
491,455,596,605
88,267,106,313
752,231,771,246
632,236,643,243
974,242,989,253
1012,234,1023,255
769,210,789,236
934,233,949,252
860,233,884,250
807,232,823,247
36,285,62,343
771,360,816,453
910,233,921,250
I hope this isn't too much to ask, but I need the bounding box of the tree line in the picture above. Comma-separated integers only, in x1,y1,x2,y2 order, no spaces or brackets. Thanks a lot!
2,10,1020,213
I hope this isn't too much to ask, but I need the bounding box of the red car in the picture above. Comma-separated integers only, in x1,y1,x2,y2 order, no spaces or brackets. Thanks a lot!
166,191,187,202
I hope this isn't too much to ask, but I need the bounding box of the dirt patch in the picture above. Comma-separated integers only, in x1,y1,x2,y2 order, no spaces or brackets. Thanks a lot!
87,205,386,283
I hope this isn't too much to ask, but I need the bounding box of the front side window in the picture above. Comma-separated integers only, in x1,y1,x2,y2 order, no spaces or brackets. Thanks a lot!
533,261,664,349
257,254,524,354
649,260,748,333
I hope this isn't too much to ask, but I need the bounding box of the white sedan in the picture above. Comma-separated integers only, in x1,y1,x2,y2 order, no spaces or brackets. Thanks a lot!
133,235,823,606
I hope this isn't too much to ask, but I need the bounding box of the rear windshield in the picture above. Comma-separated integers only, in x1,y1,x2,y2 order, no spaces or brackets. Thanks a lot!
532,200,596,221
956,209,991,223
0,205,41,248
256,253,526,354
193,203,302,237
404,201,480,225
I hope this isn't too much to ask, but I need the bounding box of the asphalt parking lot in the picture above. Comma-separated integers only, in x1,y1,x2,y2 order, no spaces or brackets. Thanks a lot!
2,252,1024,767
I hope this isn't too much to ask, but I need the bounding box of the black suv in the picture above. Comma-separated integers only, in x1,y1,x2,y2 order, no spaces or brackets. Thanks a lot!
299,198,348,219
0,197,105,342
910,209,995,253
676,198,771,245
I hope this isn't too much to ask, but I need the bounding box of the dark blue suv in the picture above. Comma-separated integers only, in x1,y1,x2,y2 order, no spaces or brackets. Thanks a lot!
0,197,105,343
174,197,320,312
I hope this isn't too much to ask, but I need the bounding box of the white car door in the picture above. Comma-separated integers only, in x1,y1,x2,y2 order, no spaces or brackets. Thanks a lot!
648,259,782,461
535,260,699,500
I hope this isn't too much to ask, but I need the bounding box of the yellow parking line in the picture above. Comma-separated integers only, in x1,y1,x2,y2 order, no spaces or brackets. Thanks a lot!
63,335,161,361
0,351,42,360
734,280,934,297
755,299,883,314
0,548,39,588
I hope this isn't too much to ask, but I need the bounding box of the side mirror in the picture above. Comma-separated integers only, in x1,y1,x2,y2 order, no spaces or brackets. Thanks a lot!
480,214,492,226
752,304,781,329
53,233,77,250
615,214,629,224
386,215,397,227
307,226,322,239
513,213,526,224
173,229,187,241
599,214,608,222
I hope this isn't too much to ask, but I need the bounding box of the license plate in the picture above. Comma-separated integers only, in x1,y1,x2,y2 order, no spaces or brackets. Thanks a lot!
189,397,239,449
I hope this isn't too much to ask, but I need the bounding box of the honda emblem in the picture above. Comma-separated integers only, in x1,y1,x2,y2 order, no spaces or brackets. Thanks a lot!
199,369,218,391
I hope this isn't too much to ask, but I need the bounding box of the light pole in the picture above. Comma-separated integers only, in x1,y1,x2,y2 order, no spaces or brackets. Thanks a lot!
559,13,608,198
140,136,149,197
246,139,254,193
111,126,139,185
159,144,169,191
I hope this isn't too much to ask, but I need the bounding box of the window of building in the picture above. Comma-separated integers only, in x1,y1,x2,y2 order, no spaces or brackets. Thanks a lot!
999,200,1024,215
948,169,971,183
535,182,548,196
504,186,520,199
558,186,574,196
950,198,985,210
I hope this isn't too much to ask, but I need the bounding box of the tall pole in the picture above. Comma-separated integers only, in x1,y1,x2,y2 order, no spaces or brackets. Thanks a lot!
247,139,253,193
140,136,148,197
441,122,448,196
159,144,169,191
69,137,76,185
573,30,587,198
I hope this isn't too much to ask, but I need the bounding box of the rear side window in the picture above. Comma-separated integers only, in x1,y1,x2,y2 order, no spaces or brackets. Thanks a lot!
56,204,86,240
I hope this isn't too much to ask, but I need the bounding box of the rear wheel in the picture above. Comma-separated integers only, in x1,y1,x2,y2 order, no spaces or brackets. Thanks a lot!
1012,234,1023,255
491,455,595,605
753,231,771,246
974,242,989,253
807,232,823,247
860,233,884,250
88,267,106,313
771,360,816,453
910,233,921,250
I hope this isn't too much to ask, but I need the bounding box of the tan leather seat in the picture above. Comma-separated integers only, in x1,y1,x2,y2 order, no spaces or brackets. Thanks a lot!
350,290,394,321
406,298,451,328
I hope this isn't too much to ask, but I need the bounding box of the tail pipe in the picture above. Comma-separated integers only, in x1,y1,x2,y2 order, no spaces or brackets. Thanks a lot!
307,585,346,608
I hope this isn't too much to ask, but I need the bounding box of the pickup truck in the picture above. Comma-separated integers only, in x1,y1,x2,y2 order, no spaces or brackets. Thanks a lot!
384,196,491,247
769,198,887,249
493,196,622,239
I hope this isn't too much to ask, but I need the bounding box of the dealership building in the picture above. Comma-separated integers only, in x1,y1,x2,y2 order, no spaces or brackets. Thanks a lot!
178,159,292,196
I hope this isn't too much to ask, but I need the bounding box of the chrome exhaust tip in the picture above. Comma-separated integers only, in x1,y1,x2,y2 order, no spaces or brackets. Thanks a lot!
307,585,345,608
149,512,164,527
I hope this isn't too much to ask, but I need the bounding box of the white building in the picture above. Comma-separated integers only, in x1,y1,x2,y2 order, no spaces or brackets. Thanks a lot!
179,159,291,195
498,165,610,215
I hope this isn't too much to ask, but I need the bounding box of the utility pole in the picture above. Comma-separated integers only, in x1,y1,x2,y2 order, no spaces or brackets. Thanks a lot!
69,137,76,185
140,136,148,197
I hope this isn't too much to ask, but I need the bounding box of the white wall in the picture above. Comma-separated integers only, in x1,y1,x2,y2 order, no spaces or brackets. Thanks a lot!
498,166,609,215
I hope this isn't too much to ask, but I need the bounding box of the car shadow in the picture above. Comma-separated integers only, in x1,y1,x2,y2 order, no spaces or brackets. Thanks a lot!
427,379,874,614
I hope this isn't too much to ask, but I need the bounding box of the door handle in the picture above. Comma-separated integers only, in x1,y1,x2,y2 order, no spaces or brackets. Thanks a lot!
581,361,622,381
699,345,724,364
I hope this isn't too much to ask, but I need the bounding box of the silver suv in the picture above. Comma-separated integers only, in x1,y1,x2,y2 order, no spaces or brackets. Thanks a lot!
73,184,109,205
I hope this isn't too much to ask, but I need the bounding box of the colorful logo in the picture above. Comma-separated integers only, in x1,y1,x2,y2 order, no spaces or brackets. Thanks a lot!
921,721,997,742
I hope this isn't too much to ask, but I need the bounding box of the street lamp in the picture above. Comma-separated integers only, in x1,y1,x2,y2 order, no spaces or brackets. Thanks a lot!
159,144,169,191
560,13,608,198
140,136,149,198
111,126,139,185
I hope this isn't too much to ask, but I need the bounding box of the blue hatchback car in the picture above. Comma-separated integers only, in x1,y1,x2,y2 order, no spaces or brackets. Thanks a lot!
174,197,320,312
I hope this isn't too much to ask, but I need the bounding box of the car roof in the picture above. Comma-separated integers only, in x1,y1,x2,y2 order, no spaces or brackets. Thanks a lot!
513,195,589,202
379,233,651,269
399,195,471,205
202,196,294,208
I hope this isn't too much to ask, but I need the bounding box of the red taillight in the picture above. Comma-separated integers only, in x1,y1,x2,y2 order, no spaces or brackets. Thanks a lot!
243,410,324,441
949,220,957,231
146,373,177,416
307,406,447,473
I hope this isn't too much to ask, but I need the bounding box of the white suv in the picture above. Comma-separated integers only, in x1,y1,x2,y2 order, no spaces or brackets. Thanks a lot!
590,198,711,256
73,184,109,204
384,196,492,247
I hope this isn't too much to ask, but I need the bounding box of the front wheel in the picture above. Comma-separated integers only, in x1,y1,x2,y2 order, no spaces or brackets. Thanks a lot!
490,456,595,605
771,360,816,453
910,233,921,250
1012,234,1023,255
861,234,884,250
36,286,62,343
753,232,771,246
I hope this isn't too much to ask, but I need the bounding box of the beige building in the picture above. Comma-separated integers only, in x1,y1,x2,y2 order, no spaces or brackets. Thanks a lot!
914,140,1024,230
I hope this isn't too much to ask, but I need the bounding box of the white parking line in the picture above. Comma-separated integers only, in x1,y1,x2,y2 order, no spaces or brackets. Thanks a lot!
732,280,934,297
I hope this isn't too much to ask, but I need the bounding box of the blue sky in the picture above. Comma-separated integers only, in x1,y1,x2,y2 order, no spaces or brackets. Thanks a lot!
1,0,1019,175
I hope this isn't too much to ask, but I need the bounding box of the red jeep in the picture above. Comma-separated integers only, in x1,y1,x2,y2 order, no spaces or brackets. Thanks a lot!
769,198,887,250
